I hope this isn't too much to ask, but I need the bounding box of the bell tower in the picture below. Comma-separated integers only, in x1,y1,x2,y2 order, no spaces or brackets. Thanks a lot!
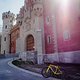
1,11,15,54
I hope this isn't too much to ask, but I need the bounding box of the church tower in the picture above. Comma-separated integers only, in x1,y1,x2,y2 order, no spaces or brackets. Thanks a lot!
1,11,15,54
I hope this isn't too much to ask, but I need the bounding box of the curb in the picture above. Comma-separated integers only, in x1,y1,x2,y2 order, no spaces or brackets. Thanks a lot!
8,59,60,80
8,59,43,77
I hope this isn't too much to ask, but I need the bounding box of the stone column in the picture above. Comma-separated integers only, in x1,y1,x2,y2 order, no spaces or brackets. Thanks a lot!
36,29,43,64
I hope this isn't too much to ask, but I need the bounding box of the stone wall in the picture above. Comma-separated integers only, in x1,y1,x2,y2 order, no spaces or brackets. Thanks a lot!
43,51,80,64
19,51,37,63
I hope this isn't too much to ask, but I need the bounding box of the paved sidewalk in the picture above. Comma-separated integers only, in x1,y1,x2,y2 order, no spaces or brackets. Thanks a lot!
11,60,60,80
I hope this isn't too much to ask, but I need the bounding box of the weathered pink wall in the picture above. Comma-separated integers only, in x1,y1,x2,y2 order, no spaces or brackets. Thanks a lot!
44,0,80,53
43,0,55,54
57,0,80,52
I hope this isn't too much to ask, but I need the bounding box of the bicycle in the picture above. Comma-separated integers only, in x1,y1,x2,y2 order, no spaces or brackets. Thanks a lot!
41,64,64,79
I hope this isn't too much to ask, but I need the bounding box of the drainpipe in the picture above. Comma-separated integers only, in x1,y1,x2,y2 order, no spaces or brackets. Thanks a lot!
52,1,60,62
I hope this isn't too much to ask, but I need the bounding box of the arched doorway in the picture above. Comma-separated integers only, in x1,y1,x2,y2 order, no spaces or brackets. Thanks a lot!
26,35,34,51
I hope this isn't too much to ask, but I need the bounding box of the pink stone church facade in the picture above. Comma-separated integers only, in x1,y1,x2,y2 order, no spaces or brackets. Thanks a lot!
44,0,80,53
43,0,80,63
1,0,80,64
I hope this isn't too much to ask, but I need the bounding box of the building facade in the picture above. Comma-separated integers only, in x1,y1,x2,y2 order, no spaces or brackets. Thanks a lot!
0,33,2,54
10,25,20,53
1,11,15,54
1,0,80,64
43,0,80,63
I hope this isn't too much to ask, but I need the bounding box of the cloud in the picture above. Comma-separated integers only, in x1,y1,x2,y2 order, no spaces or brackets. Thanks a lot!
0,0,24,25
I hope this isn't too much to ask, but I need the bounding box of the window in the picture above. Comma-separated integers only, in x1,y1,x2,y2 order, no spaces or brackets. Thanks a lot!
20,21,22,25
6,15,7,18
63,31,70,41
46,16,50,24
47,35,52,44
37,8,39,10
4,50,5,54
5,25,7,29
4,37,6,41
10,20,12,22
19,21,20,23
79,17,80,21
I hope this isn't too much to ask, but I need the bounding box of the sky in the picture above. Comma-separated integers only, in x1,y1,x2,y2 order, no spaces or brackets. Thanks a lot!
0,0,24,27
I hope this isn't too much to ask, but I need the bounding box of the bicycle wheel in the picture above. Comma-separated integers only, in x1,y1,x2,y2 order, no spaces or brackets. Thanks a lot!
41,67,51,78
61,69,67,80
52,68,64,79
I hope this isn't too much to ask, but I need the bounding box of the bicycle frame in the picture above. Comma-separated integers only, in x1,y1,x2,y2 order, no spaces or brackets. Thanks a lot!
46,64,62,75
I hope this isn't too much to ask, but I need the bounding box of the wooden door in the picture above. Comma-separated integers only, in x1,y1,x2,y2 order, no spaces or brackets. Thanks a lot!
26,35,34,51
